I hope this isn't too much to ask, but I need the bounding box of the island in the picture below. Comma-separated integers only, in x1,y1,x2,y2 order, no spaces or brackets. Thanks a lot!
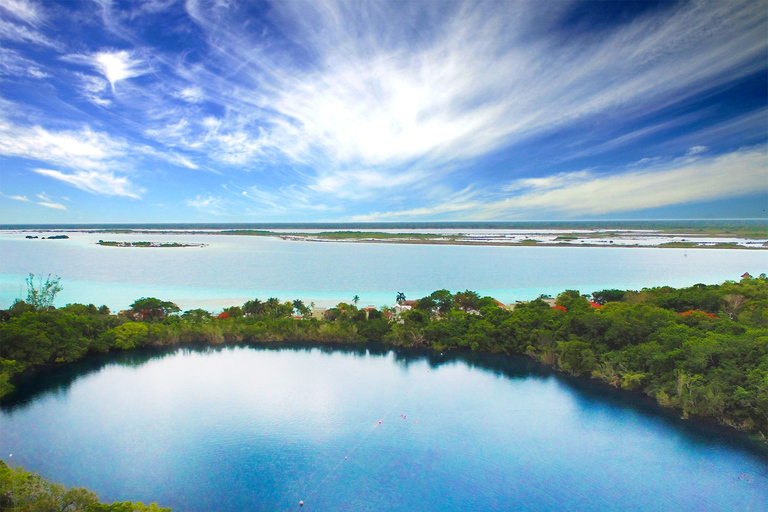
97,240,206,248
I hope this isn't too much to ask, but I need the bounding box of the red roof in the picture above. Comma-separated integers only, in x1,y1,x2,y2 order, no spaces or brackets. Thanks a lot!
741,272,752,278
494,299,506,307
588,302,603,308
553,305,566,312
679,310,716,318
216,311,230,319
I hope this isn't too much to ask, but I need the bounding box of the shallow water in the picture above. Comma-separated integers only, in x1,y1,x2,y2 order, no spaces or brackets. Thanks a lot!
1,232,764,311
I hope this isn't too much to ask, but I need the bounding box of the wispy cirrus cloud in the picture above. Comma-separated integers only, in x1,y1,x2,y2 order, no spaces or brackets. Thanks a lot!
32,168,142,198
0,47,49,78
354,146,768,220
154,0,764,201
35,192,66,209
1,0,765,221
0,0,61,49
0,118,128,170
1,192,30,202
63,50,148,91
0,0,44,25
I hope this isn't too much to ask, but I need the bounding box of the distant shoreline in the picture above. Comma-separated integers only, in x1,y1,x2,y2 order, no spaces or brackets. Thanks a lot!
3,225,766,249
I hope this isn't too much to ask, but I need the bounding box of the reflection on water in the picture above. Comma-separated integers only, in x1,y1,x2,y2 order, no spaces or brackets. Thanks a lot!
4,342,765,461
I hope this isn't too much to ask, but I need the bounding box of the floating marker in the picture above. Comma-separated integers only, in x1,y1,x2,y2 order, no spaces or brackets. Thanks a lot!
299,500,304,507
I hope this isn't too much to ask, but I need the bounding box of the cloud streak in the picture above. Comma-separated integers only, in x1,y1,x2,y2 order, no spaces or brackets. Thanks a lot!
355,146,768,220
32,168,143,198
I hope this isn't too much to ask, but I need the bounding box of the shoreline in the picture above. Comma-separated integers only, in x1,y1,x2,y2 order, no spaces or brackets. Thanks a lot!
2,227,766,250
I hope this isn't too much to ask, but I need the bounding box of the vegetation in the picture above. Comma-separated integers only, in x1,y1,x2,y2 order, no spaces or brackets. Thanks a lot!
1,276,767,442
0,461,170,511
97,241,204,248
24,273,62,310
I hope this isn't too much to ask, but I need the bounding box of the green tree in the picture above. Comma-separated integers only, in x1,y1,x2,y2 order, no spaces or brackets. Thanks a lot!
396,292,406,304
242,299,264,317
353,295,360,307
454,290,480,312
130,298,180,321
112,322,149,350
25,273,63,310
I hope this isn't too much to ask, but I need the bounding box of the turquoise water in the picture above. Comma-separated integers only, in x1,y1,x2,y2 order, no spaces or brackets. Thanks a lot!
1,232,765,311
1,344,766,511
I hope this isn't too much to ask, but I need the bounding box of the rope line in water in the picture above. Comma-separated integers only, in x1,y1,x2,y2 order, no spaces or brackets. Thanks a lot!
294,353,445,509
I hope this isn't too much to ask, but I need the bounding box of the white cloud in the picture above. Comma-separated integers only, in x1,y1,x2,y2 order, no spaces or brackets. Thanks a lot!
0,0,44,24
64,50,147,91
32,168,143,198
74,73,112,106
176,86,204,103
187,194,228,215
0,119,128,170
0,17,59,48
94,51,146,90
169,0,767,196
33,192,66,209
1,193,30,201
687,145,709,155
354,146,768,220
0,48,49,78
36,201,66,210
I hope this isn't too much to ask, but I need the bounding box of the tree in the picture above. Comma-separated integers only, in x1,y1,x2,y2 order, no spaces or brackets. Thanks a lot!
292,299,309,317
129,298,180,321
430,290,453,315
454,290,480,312
353,295,360,307
396,292,406,304
25,273,63,310
592,289,626,305
182,309,213,323
242,299,263,317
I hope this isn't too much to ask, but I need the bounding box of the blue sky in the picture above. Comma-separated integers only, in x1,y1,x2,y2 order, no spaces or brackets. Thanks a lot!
0,0,766,223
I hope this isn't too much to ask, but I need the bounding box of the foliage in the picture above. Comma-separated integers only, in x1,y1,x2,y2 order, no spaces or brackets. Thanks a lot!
25,273,63,310
0,461,170,511
2,277,768,441
129,298,180,321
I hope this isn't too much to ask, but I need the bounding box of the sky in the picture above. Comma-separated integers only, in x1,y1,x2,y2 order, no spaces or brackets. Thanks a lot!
0,0,766,223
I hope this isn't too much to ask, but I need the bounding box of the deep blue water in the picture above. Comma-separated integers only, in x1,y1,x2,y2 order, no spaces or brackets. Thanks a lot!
1,344,766,511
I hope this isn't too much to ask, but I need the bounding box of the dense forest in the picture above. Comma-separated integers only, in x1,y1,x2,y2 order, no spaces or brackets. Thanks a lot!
1,275,766,442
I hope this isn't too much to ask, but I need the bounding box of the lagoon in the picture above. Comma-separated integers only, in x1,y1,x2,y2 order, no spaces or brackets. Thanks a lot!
1,344,766,511
0,231,765,312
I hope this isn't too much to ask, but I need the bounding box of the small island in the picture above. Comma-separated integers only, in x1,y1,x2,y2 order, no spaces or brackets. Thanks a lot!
97,240,206,248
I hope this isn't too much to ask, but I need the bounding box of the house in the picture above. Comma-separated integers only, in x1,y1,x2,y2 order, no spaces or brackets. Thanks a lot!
742,272,752,279
310,308,328,320
393,300,416,316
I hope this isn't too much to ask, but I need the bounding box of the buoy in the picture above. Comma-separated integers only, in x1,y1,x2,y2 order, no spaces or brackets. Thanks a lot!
299,500,304,507
378,421,381,424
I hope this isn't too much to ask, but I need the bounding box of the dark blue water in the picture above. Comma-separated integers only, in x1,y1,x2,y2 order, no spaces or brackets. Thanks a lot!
1,344,766,511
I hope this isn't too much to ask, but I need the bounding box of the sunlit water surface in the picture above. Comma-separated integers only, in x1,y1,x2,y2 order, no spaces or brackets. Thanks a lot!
1,232,765,311
1,345,766,512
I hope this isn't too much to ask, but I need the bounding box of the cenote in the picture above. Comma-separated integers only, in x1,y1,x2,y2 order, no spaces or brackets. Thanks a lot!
2,344,766,511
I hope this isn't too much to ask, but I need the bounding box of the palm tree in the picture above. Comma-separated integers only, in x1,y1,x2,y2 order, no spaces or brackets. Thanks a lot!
396,292,406,304
352,295,360,307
